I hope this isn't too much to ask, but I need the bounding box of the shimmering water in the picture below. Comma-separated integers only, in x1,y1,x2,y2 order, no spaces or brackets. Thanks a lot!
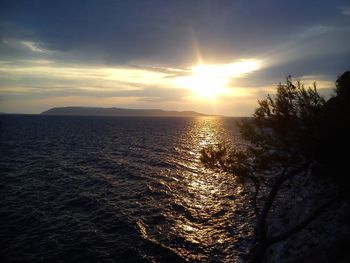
0,115,254,262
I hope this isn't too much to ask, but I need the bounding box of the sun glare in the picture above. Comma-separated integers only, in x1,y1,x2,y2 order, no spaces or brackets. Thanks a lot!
175,60,260,99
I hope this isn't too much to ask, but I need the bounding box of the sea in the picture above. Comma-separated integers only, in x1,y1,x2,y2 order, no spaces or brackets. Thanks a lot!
0,115,255,262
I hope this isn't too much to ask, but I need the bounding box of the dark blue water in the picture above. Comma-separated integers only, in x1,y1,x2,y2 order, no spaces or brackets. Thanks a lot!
0,115,254,262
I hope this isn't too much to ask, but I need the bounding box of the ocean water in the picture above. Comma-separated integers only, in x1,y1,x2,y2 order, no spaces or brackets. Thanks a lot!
0,115,254,262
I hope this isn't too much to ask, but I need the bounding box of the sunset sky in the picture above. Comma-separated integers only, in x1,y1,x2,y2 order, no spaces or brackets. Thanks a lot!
0,0,349,116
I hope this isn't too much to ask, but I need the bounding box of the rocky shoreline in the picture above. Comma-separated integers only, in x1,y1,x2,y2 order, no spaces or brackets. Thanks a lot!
260,167,350,262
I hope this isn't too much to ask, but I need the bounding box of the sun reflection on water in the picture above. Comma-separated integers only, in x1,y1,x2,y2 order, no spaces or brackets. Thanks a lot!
139,117,254,262
169,117,253,261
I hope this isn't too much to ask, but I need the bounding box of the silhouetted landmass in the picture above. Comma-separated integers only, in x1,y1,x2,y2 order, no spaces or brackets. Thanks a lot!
41,107,209,117
0,112,27,115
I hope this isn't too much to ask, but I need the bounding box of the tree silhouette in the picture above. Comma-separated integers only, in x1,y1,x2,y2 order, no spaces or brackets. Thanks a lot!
201,72,350,262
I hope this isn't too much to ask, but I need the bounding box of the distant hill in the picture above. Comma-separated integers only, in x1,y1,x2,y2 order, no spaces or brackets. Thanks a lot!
41,107,209,117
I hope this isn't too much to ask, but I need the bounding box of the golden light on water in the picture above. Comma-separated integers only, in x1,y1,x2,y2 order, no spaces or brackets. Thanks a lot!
146,117,254,261
174,60,260,99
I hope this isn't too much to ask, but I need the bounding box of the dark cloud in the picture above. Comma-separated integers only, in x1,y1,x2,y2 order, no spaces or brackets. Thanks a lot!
1,0,349,68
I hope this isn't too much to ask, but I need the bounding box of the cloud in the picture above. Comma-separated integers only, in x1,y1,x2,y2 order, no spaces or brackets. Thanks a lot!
1,0,349,65
21,41,48,53
341,6,350,15
0,59,192,107
0,0,349,115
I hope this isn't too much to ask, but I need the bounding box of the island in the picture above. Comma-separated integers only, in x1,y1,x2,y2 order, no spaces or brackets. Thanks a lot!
41,107,209,117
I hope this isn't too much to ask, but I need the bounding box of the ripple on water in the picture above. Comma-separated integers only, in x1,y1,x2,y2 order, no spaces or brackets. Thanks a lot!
0,115,253,262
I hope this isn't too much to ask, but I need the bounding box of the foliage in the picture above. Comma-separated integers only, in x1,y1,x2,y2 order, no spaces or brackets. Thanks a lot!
202,77,328,189
241,76,325,160
200,71,350,262
202,72,350,185
335,71,350,98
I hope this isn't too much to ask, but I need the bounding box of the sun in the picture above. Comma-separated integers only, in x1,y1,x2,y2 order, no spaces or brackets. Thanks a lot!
174,60,260,99
175,64,229,99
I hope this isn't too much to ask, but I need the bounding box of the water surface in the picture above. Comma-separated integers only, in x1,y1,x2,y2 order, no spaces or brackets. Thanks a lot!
0,115,254,262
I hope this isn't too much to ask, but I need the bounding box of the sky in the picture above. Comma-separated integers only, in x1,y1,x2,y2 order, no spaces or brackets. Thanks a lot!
0,0,349,116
